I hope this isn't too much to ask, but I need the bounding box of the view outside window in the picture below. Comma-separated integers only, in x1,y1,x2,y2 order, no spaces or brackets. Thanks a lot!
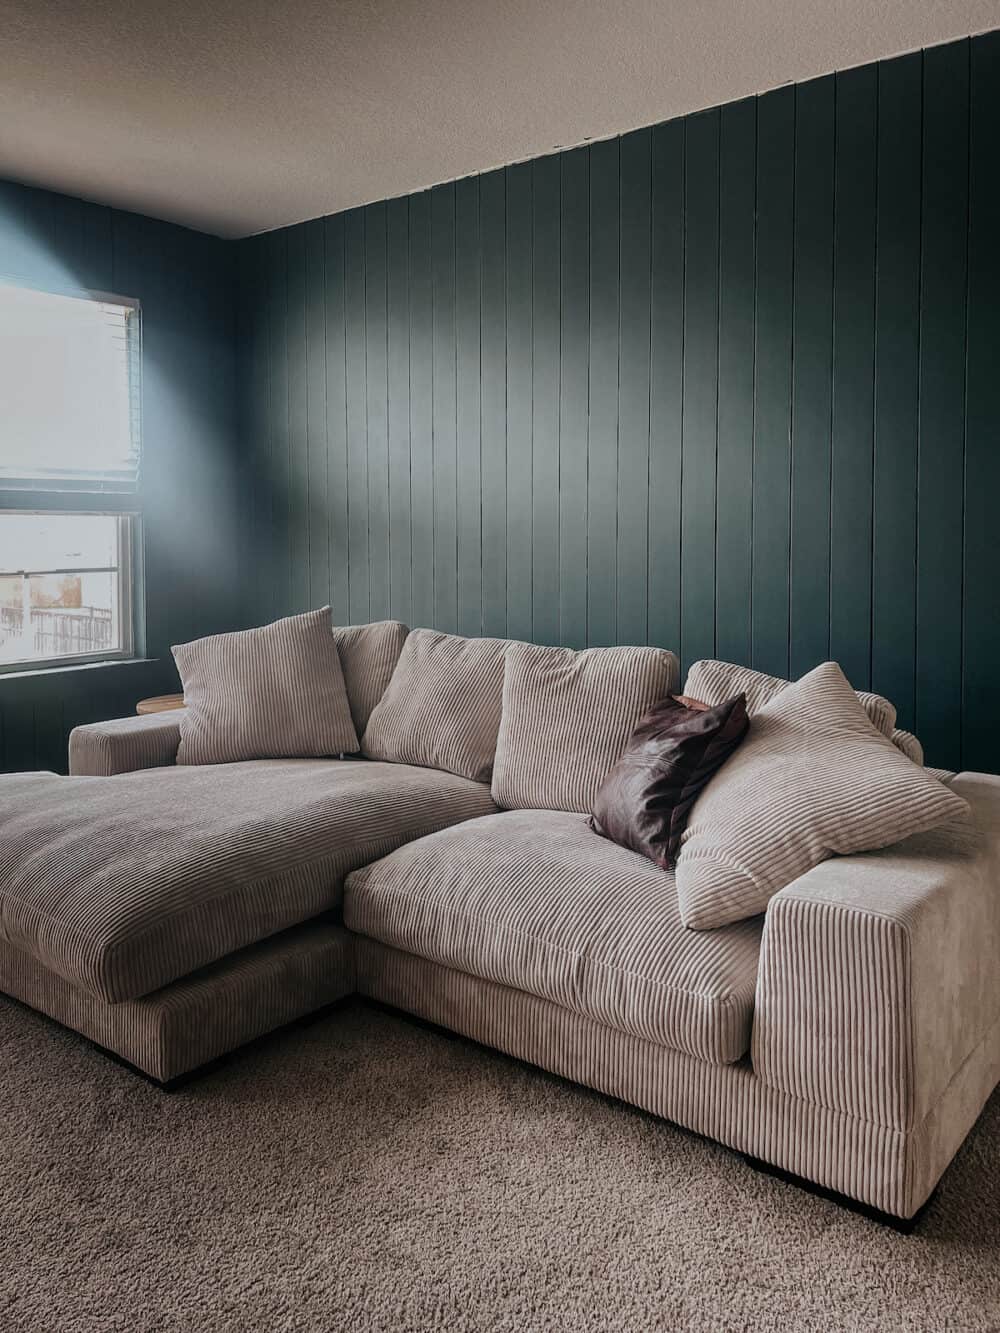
0,513,127,666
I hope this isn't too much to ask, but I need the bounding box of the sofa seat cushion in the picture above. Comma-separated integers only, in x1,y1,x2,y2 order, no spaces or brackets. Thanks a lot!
0,761,496,1004
343,810,763,1064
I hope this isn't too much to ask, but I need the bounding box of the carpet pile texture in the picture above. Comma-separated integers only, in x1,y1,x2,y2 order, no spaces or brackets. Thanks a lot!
1,996,998,1331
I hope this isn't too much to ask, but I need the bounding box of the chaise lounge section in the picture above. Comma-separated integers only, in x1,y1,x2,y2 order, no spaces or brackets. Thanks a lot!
0,616,997,1225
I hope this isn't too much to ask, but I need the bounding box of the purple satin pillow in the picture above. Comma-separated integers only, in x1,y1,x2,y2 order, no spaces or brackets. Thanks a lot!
589,692,749,869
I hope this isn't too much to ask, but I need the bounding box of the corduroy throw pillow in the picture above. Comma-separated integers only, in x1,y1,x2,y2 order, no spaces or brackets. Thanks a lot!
675,662,968,930
590,692,749,868
173,607,359,765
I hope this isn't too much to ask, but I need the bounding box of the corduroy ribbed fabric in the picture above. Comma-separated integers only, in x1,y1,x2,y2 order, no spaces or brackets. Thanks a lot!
173,607,359,765
891,727,925,765
683,657,923,760
361,629,509,782
331,620,409,735
353,935,1000,1219
345,809,762,1064
491,643,679,812
0,760,496,1003
0,921,355,1083
69,711,184,775
675,663,969,930
753,772,1000,1132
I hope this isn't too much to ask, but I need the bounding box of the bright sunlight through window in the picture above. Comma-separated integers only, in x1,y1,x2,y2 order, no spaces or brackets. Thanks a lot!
0,283,141,670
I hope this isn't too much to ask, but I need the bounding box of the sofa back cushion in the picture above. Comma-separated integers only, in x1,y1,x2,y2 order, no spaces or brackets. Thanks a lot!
361,629,508,782
332,620,409,735
675,662,968,930
891,727,924,765
492,642,679,812
683,658,918,756
172,608,359,765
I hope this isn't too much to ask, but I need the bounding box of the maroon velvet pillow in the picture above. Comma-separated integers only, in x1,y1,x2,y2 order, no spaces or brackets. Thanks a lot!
589,692,749,869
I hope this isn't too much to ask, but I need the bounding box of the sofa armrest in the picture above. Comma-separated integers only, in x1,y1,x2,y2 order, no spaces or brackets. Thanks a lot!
752,773,1000,1133
68,711,184,776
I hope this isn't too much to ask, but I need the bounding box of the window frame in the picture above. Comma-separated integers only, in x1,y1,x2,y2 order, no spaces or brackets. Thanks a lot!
0,279,144,675
0,507,140,674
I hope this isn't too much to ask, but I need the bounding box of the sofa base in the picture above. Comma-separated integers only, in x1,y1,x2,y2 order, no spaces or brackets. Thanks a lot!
737,1153,938,1234
0,920,356,1084
354,937,1000,1222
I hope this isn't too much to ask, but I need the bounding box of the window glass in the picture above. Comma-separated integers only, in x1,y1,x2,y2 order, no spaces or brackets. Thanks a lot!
0,513,129,667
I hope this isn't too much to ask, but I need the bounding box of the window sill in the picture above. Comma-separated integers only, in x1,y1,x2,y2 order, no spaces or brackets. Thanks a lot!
0,657,158,683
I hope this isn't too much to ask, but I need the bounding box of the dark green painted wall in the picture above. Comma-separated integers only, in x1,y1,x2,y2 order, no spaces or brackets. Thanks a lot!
236,32,1000,774
0,181,240,771
3,32,998,776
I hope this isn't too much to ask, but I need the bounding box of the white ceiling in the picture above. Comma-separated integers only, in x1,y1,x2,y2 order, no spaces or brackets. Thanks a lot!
1,0,998,239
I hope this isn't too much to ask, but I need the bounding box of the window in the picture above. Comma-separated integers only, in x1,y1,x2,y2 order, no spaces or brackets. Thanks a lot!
0,282,141,670
0,283,141,491
0,512,134,669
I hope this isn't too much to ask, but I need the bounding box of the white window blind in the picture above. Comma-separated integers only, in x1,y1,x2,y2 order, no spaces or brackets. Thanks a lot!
0,282,141,491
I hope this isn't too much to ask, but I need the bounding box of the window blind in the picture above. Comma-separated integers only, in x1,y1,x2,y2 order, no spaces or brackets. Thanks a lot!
0,282,141,492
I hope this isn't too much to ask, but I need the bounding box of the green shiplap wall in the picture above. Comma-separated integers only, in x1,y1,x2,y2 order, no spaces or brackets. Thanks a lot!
5,31,994,776
237,32,1000,773
0,182,240,772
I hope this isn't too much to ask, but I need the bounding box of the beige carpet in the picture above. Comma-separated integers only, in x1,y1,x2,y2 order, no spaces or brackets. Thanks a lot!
1,996,999,1333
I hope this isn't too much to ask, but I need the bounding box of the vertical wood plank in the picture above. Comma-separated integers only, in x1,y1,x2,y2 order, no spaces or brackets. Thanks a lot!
480,169,507,637
587,138,620,647
267,229,290,621
964,31,1000,774
455,176,482,637
324,213,350,624
830,64,877,689
349,209,373,623
386,196,412,625
751,87,795,678
304,218,329,608
234,236,254,626
344,208,369,623
505,163,533,642
558,147,589,648
617,128,652,647
408,192,435,630
715,98,757,667
286,224,310,614
789,75,835,678
432,184,458,633
247,234,273,626
680,110,720,669
917,41,969,769
648,121,685,659
365,201,390,621
531,155,561,646
872,53,922,727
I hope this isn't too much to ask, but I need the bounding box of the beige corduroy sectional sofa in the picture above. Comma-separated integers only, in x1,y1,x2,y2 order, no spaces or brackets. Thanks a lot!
1,618,998,1226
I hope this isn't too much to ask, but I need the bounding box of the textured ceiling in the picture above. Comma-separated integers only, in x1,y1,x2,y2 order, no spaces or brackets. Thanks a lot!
1,0,998,238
